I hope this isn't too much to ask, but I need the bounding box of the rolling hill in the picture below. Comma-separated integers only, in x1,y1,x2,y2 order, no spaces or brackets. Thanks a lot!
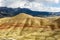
0,13,60,40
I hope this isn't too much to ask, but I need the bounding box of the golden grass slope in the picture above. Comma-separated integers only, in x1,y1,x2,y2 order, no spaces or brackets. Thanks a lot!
0,13,60,30
0,13,60,40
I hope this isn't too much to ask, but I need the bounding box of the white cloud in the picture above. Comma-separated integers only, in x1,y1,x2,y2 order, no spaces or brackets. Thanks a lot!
46,0,59,3
7,1,26,8
0,0,3,6
0,0,60,12
55,0,59,3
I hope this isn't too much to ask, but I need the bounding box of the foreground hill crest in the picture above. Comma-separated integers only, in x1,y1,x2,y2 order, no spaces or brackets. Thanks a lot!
0,13,60,30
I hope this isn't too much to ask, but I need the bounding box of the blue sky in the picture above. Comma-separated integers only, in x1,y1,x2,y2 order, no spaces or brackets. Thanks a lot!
43,1,60,7
0,0,60,12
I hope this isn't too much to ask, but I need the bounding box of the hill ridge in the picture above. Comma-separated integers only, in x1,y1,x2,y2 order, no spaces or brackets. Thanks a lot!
0,13,60,31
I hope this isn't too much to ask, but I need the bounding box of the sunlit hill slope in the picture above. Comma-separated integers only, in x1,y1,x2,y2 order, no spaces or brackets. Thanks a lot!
0,13,60,40
0,13,60,30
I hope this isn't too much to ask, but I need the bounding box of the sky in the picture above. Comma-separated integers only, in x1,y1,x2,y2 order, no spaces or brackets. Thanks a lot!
0,0,60,12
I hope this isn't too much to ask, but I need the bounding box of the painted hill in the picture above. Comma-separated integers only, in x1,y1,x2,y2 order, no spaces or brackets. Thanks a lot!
0,13,60,30
0,13,60,40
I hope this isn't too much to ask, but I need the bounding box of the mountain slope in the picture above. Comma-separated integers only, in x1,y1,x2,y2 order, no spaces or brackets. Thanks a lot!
1,7,60,18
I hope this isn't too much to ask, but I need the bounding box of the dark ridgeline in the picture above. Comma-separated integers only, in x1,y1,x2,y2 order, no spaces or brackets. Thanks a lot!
0,7,60,18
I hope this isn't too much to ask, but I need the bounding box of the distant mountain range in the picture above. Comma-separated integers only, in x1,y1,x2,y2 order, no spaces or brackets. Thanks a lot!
0,7,60,18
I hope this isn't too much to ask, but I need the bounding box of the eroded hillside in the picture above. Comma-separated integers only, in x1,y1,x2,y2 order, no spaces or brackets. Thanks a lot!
0,13,60,40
